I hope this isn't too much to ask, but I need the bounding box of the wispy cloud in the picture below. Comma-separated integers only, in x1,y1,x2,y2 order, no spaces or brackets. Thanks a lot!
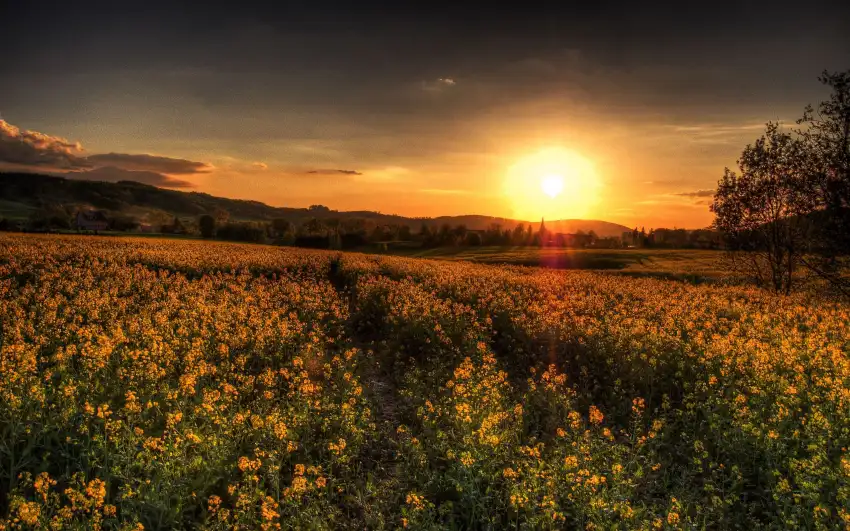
672,124,765,134
421,78,457,92
87,153,214,174
419,188,471,195
673,189,715,198
660,123,769,145
65,166,193,188
252,161,268,170
364,166,410,181
306,168,363,176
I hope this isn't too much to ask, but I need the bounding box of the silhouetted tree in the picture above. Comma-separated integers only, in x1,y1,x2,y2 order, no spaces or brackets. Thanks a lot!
199,215,216,238
483,224,503,245
271,218,291,236
110,215,140,232
217,222,266,243
29,206,71,230
304,218,325,236
370,225,395,243
436,224,452,246
512,223,526,245
538,218,548,246
213,208,230,225
419,224,434,247
794,70,850,295
712,123,811,293
452,224,468,243
465,231,482,246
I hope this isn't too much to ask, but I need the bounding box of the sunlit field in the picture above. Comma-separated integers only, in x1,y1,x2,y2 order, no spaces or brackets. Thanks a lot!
1,234,849,529
386,246,726,281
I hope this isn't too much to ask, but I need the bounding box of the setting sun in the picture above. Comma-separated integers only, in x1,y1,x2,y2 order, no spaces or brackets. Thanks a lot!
541,174,564,198
504,147,601,220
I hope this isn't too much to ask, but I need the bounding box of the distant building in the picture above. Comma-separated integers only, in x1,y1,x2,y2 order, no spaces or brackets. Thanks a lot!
138,223,155,233
75,210,109,232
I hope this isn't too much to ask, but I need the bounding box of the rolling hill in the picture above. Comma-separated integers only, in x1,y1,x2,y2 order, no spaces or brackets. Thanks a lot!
0,172,632,237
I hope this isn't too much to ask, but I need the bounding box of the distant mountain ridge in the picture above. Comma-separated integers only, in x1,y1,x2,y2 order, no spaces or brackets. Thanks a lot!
0,172,632,237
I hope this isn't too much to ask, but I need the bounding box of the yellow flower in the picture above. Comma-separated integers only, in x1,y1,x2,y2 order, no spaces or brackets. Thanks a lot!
667,511,680,525
290,476,308,493
405,492,425,511
34,472,56,501
261,496,280,521
589,406,604,425
239,456,262,473
86,478,107,507
15,501,40,526
631,397,645,414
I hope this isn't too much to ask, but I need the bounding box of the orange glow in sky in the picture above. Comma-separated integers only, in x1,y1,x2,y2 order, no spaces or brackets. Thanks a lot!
503,147,602,221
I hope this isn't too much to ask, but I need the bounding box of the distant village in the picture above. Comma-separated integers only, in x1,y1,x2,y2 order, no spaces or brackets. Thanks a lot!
0,207,721,250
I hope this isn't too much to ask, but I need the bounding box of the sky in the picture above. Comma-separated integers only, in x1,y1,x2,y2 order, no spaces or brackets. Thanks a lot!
1,1,848,228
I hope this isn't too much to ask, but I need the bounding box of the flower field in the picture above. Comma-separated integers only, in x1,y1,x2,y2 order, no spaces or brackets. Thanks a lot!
1,234,849,530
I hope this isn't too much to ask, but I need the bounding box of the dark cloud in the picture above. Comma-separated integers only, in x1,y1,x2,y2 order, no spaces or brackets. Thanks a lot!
674,189,715,198
0,119,90,169
306,169,363,176
65,166,193,188
86,153,214,174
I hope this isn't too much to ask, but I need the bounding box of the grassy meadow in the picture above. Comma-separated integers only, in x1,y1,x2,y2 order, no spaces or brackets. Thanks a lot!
1,234,849,529
378,246,726,281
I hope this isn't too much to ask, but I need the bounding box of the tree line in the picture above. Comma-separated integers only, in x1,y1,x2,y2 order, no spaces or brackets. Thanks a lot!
2,206,721,251
195,216,625,249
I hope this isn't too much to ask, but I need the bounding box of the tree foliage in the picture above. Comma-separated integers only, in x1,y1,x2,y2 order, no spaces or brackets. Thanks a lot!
199,214,216,238
712,124,811,293
713,70,850,296
795,71,850,294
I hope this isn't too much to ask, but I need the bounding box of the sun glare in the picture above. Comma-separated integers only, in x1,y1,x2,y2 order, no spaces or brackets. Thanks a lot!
541,174,564,198
504,147,601,220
